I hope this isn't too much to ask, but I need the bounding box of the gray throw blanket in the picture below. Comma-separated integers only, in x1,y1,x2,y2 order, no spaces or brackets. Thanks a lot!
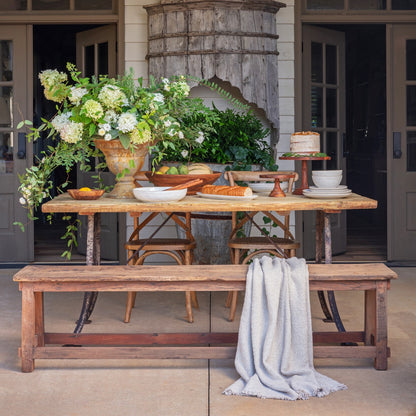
223,256,347,400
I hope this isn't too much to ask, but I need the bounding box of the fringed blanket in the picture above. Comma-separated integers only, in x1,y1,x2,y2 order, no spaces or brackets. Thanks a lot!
223,256,347,400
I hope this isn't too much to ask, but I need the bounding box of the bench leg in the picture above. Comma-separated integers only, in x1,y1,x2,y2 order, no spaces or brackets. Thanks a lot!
21,287,36,372
365,283,388,370
34,292,44,347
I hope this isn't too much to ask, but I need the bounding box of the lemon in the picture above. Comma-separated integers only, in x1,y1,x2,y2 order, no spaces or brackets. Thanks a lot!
157,166,170,174
79,187,92,192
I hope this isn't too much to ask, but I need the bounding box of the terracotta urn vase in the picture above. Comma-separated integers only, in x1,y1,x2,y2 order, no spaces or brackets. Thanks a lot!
94,139,149,199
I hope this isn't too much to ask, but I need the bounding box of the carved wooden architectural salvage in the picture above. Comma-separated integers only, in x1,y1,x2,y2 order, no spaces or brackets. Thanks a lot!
145,0,286,135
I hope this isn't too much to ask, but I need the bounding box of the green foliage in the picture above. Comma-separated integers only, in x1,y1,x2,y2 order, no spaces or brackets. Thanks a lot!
159,106,278,171
60,215,81,260
282,152,328,158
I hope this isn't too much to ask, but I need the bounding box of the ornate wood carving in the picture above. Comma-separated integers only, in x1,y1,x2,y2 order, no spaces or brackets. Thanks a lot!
144,0,286,131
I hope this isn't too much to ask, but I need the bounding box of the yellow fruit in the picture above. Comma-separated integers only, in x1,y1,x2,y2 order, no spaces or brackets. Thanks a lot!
79,187,92,191
157,166,170,174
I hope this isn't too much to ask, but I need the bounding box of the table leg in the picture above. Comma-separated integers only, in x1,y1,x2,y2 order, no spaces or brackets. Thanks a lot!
323,212,346,333
293,160,309,195
85,213,101,320
74,213,99,334
315,211,333,322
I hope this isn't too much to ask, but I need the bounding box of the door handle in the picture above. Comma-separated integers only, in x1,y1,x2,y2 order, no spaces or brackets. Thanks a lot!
17,132,26,159
393,132,402,159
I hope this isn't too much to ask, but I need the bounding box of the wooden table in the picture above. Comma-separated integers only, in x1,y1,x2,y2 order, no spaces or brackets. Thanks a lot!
42,192,378,332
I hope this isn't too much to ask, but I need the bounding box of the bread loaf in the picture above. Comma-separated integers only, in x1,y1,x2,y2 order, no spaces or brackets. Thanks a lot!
201,185,252,197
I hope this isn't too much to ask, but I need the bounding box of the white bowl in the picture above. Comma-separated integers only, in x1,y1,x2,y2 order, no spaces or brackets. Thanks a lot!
133,187,187,202
312,170,343,176
249,181,288,193
312,175,342,188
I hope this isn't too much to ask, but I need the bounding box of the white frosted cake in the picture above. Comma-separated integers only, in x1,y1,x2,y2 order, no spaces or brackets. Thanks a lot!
290,131,320,154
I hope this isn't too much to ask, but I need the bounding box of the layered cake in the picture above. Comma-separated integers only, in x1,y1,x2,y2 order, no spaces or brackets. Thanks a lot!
290,131,320,154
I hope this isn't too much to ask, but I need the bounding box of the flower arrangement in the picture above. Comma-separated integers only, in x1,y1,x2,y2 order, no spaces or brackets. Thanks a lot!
16,63,218,258
17,63,208,217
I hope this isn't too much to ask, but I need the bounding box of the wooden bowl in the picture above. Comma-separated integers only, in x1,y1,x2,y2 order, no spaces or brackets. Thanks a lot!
67,189,105,200
145,171,222,195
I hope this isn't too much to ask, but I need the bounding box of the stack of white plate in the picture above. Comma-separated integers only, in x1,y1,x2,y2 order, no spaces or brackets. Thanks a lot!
303,185,352,199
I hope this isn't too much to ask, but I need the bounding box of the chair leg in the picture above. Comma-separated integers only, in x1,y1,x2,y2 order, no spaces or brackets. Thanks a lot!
226,248,240,321
185,291,194,323
184,248,199,314
225,291,233,307
228,291,238,322
124,291,137,323
191,291,199,309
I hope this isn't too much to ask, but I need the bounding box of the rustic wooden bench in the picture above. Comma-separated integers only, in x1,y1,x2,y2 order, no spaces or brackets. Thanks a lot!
13,263,397,373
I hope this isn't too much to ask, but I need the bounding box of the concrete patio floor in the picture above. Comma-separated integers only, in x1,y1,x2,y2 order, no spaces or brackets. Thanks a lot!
0,266,415,416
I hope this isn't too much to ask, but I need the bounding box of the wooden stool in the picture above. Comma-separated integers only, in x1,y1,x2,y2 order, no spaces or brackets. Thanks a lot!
124,212,198,323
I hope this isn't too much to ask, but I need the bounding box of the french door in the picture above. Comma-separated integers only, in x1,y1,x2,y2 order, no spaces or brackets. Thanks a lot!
301,25,347,259
0,25,32,262
388,25,416,261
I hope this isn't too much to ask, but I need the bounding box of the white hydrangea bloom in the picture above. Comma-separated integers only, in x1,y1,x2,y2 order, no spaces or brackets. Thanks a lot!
181,150,189,158
60,121,83,143
153,93,165,104
104,110,118,124
130,128,152,145
38,69,67,89
68,86,88,105
117,113,137,133
51,112,72,132
98,85,127,109
82,99,104,120
98,123,111,132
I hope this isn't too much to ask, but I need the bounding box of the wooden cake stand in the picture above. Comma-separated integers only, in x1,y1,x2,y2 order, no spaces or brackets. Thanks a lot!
260,173,297,197
279,156,331,195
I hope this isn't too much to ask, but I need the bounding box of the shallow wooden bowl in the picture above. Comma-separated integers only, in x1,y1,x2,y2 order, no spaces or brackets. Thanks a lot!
145,171,222,195
67,189,105,200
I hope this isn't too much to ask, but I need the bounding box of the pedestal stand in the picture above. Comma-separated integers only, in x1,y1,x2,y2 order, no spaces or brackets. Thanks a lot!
279,156,331,195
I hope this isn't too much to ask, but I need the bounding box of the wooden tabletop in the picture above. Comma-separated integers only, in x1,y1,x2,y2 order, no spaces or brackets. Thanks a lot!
41,192,378,214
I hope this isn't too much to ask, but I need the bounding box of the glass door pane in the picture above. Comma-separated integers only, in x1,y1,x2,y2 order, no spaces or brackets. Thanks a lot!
0,40,13,176
349,0,386,9
309,36,342,170
0,0,27,10
392,0,416,9
306,0,344,9
32,0,69,10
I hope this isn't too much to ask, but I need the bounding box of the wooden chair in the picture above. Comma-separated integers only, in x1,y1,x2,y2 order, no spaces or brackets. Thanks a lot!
224,170,301,321
124,211,198,323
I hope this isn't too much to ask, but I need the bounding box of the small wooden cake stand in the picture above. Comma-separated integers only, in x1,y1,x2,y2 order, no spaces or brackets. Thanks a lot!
279,156,331,195
260,173,297,197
